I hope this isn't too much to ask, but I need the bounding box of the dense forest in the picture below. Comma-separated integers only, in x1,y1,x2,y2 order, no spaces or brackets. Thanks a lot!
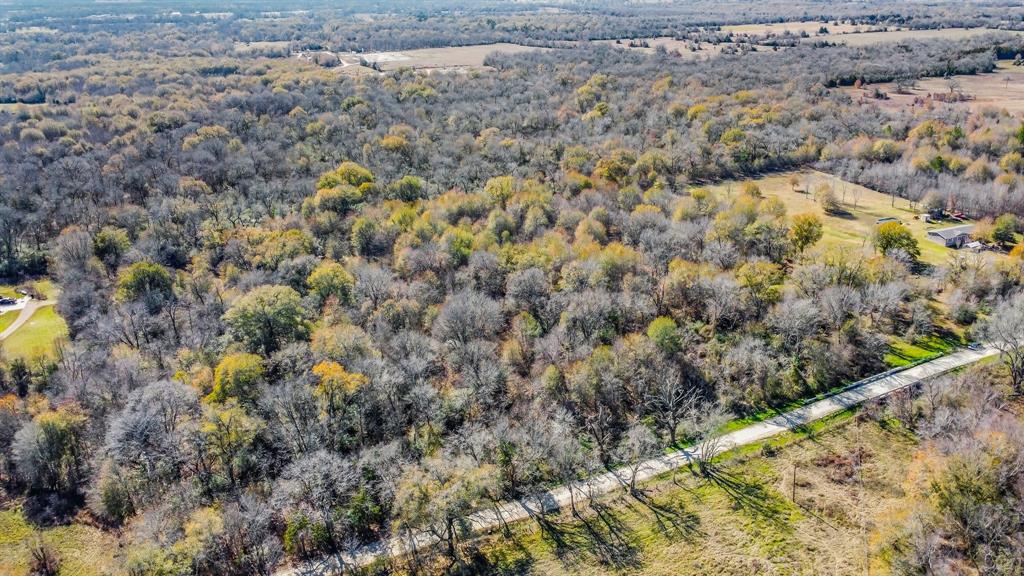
3,2,1024,575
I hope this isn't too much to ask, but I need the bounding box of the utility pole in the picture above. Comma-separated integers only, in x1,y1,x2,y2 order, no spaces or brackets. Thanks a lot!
791,463,797,503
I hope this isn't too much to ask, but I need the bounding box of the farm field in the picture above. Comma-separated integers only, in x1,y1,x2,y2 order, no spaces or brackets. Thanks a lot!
849,61,1024,115
1,306,67,360
815,27,1023,46
598,27,1024,62
594,38,750,59
233,40,291,55
703,170,991,266
458,411,914,576
721,20,874,36
354,42,547,71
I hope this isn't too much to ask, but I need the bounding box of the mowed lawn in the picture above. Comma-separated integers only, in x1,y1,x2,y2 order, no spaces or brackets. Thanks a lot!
0,311,18,334
1,306,68,360
703,170,986,266
0,508,120,576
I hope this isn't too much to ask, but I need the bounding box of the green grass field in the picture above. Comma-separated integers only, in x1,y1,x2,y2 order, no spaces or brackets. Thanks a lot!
0,311,18,334
884,333,962,367
1,306,68,360
0,508,120,576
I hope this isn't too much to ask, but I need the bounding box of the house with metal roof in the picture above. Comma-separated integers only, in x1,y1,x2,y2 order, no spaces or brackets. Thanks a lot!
926,224,974,248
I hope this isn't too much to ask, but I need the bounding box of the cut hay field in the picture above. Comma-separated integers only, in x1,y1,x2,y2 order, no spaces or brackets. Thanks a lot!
703,170,993,267
354,43,547,71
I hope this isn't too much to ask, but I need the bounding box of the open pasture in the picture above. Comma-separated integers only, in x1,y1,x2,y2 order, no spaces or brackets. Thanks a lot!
595,37,749,60
722,20,871,36
703,170,992,266
817,27,1022,46
233,41,291,55
355,42,546,71
849,61,1024,115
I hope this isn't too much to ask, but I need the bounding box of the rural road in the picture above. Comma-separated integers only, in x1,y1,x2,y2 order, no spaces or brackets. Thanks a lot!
279,343,1003,575
0,299,53,340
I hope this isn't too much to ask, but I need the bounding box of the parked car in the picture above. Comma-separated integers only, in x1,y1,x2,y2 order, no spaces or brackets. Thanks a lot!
967,342,983,351
0,297,16,306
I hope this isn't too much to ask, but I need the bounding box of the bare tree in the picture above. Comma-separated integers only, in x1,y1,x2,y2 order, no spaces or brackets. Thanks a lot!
980,292,1024,393
643,365,700,445
687,402,730,477
614,422,661,494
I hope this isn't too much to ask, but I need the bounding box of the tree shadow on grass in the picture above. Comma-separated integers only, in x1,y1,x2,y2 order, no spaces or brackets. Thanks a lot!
625,489,704,541
22,491,83,527
533,504,643,570
827,208,857,220
703,467,792,529
461,544,536,576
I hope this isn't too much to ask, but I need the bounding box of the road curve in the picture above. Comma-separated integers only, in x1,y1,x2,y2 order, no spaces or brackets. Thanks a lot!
0,300,54,341
278,343,1003,575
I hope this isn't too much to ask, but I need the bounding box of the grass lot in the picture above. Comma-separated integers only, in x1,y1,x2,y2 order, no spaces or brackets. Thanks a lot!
884,333,962,367
703,170,1000,267
32,279,60,300
0,280,59,301
441,410,915,576
0,310,18,334
0,508,120,576
1,306,67,360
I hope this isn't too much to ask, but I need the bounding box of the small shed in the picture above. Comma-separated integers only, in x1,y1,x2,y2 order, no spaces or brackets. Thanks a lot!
927,224,974,248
